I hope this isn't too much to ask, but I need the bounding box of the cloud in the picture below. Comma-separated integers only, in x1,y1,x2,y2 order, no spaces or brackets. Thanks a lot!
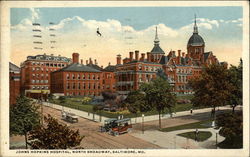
30,8,40,21
197,18,219,28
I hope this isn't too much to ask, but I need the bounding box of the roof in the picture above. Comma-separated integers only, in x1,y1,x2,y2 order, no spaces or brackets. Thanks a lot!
9,62,20,72
87,64,103,71
27,54,71,62
187,33,205,46
104,65,116,72
203,52,212,61
159,56,169,64
56,63,101,72
126,60,161,65
151,44,165,54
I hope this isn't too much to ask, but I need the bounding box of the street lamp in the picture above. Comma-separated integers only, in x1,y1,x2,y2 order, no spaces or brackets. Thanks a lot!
214,127,221,149
142,114,144,134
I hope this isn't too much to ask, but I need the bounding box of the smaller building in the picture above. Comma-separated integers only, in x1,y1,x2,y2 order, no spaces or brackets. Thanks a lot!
51,53,103,97
20,53,71,98
9,62,21,105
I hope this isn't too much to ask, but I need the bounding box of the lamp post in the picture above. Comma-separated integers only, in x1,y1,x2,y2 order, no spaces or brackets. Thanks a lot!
142,114,144,134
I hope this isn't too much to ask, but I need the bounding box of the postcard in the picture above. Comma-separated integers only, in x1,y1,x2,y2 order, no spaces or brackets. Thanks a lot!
1,1,249,157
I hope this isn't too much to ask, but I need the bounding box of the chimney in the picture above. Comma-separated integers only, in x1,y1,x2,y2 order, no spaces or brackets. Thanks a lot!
129,52,134,61
86,60,88,65
109,62,111,66
182,52,185,57
81,59,83,64
94,59,97,65
178,50,181,57
135,50,139,61
147,52,151,62
89,58,93,64
172,51,176,56
117,54,121,65
72,53,79,64
140,53,145,61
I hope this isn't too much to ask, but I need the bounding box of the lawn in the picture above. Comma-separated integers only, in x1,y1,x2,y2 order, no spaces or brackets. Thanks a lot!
177,131,212,142
160,119,213,132
49,95,204,118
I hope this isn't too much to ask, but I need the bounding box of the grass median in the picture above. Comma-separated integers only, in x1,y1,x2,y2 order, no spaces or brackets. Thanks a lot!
160,119,213,132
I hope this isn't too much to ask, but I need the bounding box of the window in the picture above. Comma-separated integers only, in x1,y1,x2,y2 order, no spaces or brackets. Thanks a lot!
66,74,70,79
88,74,90,79
32,68,35,71
73,83,75,89
41,80,44,83
82,74,85,80
83,83,85,89
36,80,39,83
78,83,81,89
32,80,35,83
45,80,48,83
67,83,70,89
72,74,75,79
93,74,95,80
78,74,80,79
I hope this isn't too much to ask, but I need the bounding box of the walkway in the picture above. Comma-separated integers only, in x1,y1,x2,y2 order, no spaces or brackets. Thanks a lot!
42,101,236,124
131,128,225,149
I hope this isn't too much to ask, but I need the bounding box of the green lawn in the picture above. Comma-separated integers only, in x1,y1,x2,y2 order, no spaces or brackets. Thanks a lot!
177,131,212,142
49,95,206,118
160,120,213,132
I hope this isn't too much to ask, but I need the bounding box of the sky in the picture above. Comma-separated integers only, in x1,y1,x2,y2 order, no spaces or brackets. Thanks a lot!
10,7,243,67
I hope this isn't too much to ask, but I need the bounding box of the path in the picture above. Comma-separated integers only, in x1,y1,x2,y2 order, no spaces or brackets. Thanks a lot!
131,128,225,149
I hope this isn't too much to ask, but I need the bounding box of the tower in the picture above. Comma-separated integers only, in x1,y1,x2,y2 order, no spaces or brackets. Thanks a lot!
187,14,205,61
150,26,165,62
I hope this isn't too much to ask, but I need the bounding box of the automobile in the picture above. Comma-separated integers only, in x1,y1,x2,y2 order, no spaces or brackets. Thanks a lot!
61,111,78,123
108,118,132,136
100,118,118,132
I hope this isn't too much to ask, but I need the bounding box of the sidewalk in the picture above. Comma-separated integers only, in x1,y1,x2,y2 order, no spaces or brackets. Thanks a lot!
42,101,233,124
131,128,225,149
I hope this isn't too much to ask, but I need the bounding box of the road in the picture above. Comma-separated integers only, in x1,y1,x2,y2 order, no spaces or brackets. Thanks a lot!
42,105,160,149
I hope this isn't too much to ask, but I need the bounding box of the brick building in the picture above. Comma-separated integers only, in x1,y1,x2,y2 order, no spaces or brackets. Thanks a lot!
9,62,21,105
20,53,71,98
115,17,223,95
86,58,116,92
51,53,104,97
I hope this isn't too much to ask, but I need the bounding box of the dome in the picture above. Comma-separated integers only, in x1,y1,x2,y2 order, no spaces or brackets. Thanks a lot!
187,33,205,47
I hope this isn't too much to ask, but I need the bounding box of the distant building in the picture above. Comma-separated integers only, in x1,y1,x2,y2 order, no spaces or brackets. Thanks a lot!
51,53,103,97
9,62,21,105
115,16,223,95
20,53,71,98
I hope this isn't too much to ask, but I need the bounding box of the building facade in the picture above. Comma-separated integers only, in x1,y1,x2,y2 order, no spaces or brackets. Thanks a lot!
51,53,105,97
115,17,223,95
20,53,71,98
9,62,21,105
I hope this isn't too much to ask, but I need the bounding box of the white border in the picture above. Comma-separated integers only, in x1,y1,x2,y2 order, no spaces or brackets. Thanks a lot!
1,1,249,157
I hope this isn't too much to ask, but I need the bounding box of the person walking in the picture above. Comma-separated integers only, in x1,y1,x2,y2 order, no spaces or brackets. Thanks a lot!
190,108,193,114
195,128,199,141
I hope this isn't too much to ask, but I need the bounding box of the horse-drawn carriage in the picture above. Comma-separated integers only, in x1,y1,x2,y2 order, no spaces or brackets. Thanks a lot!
100,118,132,136
61,111,78,123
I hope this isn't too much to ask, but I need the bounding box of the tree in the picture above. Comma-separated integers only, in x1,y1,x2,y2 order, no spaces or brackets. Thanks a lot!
29,114,84,149
216,111,243,148
125,90,151,118
227,59,243,113
189,64,234,120
10,95,40,149
140,77,176,128
58,96,66,105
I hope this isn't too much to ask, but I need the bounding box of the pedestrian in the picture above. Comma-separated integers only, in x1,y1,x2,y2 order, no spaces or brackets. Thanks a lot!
195,128,199,141
190,108,193,114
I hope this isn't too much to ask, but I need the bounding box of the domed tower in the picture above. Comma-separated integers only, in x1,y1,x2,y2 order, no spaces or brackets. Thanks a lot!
187,15,205,61
150,26,165,62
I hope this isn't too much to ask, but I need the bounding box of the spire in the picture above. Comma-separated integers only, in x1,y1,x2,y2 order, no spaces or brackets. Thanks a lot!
193,14,198,34
154,26,160,44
